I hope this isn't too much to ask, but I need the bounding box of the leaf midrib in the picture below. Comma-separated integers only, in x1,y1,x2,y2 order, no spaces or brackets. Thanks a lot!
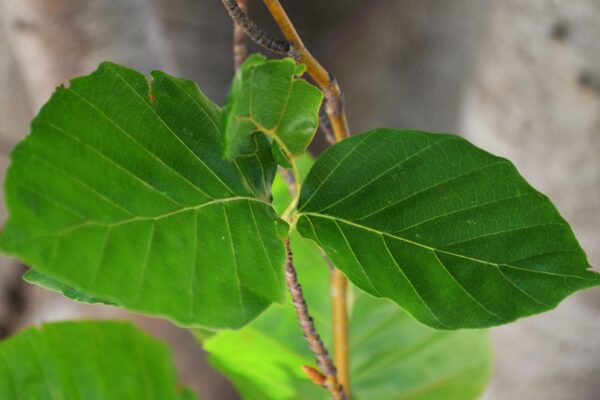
299,212,597,282
9,197,268,245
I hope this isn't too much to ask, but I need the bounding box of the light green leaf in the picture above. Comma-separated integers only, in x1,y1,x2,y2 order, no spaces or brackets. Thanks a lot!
0,62,288,329
221,54,323,162
0,320,198,399
296,128,600,330
204,233,492,400
23,269,114,305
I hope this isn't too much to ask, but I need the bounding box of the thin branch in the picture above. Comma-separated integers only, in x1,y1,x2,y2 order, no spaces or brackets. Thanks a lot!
285,240,346,400
331,269,349,391
259,1,352,396
222,0,290,56
319,108,336,145
232,0,248,70
302,365,326,386
222,1,353,397
278,166,299,221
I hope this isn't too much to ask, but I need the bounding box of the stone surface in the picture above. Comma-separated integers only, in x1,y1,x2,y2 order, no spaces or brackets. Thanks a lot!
461,1,600,399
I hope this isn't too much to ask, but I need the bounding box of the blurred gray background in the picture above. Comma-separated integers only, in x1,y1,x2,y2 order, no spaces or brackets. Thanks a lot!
0,1,599,399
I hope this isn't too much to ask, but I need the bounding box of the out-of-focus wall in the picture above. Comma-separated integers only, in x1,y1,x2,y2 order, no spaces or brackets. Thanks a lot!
462,1,600,399
0,1,598,399
0,1,235,398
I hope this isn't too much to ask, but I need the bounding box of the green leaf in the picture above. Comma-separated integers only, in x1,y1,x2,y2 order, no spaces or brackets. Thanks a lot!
0,320,198,399
221,54,323,162
204,233,492,400
0,62,288,329
23,269,114,305
296,128,600,330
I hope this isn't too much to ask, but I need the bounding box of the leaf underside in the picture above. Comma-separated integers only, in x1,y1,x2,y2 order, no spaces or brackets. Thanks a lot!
0,62,288,329
296,128,600,330
0,321,197,400
205,231,492,400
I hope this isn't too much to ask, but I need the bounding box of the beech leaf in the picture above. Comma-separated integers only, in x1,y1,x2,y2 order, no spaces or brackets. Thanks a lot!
296,128,600,329
221,54,323,162
0,62,288,329
0,321,198,399
205,232,492,400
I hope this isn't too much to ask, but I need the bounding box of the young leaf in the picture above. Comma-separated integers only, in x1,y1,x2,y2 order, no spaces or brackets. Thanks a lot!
204,232,492,400
296,128,600,330
221,54,323,162
0,62,288,329
0,321,198,399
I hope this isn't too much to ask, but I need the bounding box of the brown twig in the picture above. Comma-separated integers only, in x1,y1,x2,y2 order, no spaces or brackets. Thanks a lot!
259,1,352,396
232,0,248,69
319,108,336,145
222,0,290,56
285,240,346,400
302,365,326,386
222,1,352,397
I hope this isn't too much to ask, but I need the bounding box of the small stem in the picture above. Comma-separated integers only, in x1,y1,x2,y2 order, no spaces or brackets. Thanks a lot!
285,240,346,400
232,0,248,70
260,2,352,396
278,166,296,195
221,0,290,55
281,158,301,221
222,2,352,397
319,108,336,145
302,365,327,386
332,269,349,390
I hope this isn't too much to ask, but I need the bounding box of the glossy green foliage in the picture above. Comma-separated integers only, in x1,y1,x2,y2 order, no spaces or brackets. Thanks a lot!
0,53,595,400
297,128,600,330
205,232,492,400
221,54,323,162
0,321,198,399
0,62,288,329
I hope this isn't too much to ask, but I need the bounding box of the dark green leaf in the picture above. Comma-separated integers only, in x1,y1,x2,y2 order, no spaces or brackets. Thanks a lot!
204,233,492,400
0,62,288,329
296,128,600,329
221,54,323,162
0,320,198,399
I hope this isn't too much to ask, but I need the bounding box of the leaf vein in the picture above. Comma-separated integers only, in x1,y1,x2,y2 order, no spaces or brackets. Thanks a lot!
432,251,507,322
105,65,239,196
223,203,247,322
317,137,458,213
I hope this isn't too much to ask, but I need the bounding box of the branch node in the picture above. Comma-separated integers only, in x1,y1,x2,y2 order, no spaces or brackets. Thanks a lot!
302,365,327,386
